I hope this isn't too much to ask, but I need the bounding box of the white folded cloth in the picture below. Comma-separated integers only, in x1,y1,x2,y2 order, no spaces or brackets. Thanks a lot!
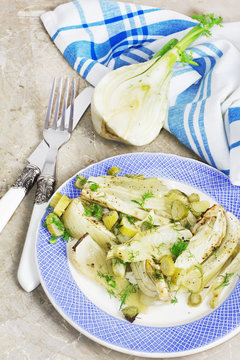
41,0,240,185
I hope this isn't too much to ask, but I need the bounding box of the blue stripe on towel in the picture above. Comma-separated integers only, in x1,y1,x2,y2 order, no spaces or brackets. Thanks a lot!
197,56,217,166
168,105,193,150
169,46,222,167
229,107,240,123
74,1,97,60
200,42,223,57
230,140,240,150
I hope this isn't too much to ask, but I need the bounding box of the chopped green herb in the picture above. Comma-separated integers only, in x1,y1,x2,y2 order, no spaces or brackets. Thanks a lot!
171,295,178,304
125,214,135,225
51,214,65,231
170,238,188,258
118,213,135,225
128,250,139,262
142,215,158,232
131,191,154,210
83,202,103,220
87,181,99,191
156,243,166,256
115,257,125,265
214,272,234,290
151,254,158,262
107,289,115,297
119,283,138,309
187,250,194,259
153,268,163,279
62,228,72,241
166,279,172,290
49,236,58,244
97,271,116,288
43,221,47,228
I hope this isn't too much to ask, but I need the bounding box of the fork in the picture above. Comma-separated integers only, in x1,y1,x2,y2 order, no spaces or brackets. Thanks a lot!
17,78,75,292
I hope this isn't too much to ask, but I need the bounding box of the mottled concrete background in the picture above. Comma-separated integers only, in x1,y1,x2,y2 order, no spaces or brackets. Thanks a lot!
0,1,239,359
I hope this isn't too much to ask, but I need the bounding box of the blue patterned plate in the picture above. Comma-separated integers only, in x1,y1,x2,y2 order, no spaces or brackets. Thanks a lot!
36,153,240,357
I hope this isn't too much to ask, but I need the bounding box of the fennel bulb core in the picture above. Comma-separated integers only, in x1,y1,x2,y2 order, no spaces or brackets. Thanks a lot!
91,54,176,146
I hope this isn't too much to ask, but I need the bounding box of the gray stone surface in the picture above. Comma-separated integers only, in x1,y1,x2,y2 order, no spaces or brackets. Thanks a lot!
1,1,240,359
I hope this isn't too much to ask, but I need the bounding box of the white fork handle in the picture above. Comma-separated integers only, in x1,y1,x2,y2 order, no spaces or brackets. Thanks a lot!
18,175,55,292
0,188,26,232
17,202,47,292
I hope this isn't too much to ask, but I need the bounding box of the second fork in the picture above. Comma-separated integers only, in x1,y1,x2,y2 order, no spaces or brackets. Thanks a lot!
17,78,75,292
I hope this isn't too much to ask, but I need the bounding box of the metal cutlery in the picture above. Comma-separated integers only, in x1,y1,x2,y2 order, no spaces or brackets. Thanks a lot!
0,85,94,233
17,78,75,292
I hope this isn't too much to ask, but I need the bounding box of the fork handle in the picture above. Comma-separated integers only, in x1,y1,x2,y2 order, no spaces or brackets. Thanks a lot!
0,164,40,233
18,175,55,292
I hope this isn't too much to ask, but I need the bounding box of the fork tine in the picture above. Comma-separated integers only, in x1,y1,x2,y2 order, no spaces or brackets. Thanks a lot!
52,77,63,130
44,78,56,129
60,78,69,131
68,79,75,133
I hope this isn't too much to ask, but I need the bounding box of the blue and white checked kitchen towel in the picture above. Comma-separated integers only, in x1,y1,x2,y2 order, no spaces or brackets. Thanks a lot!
41,0,240,185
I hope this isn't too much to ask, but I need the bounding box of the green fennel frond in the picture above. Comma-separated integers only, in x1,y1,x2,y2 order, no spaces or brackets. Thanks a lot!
192,13,223,37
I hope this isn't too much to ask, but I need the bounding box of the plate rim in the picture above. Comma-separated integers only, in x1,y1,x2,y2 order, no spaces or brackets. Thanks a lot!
35,151,240,358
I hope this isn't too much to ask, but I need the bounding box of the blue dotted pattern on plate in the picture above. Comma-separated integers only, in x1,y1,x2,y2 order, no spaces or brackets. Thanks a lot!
36,153,240,354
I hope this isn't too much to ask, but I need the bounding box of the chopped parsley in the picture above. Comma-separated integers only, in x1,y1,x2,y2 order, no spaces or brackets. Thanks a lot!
131,191,154,210
170,237,188,258
214,272,234,290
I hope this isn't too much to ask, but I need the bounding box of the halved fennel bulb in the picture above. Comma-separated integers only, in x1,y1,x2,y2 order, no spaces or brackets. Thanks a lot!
91,14,223,146
91,57,173,146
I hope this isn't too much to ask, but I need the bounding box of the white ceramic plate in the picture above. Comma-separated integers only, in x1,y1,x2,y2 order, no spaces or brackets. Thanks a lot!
36,152,240,357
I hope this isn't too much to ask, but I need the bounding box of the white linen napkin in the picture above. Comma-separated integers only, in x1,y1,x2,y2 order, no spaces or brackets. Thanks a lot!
41,0,240,185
